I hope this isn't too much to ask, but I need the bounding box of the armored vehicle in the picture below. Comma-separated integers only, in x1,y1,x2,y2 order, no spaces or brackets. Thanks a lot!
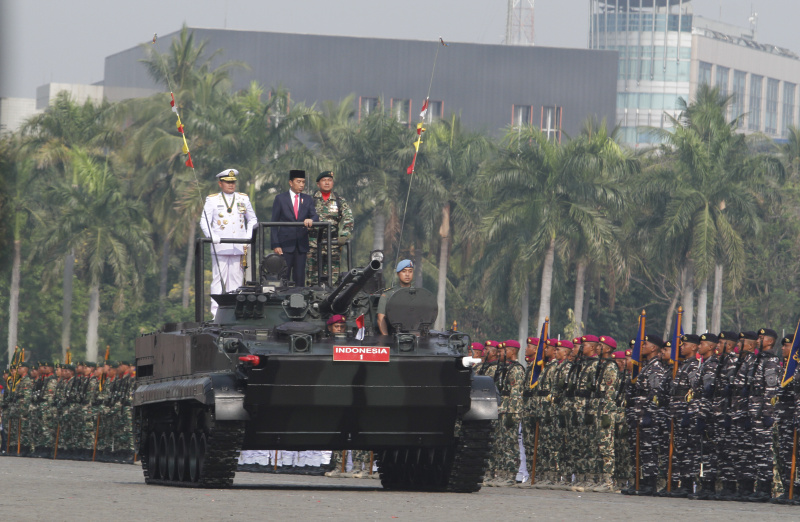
133,222,497,491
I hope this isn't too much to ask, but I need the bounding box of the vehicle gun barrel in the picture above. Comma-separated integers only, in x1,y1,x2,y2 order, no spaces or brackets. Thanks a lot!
319,259,382,315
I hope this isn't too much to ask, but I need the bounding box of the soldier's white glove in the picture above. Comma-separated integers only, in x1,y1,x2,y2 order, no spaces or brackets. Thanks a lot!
246,224,254,239
210,232,221,244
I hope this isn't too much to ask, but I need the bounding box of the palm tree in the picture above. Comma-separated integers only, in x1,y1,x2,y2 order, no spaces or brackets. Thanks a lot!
482,125,622,340
43,149,153,361
2,140,45,363
416,115,493,330
565,119,637,333
21,92,118,359
644,85,785,332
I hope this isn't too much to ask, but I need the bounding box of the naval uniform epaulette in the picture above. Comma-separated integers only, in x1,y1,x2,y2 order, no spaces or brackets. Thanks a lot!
237,192,247,196
207,192,220,198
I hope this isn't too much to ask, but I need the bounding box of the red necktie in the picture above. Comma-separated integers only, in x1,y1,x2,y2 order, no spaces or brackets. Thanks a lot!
293,194,299,219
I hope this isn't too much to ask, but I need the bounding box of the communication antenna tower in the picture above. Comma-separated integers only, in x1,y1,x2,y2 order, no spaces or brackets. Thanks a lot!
505,0,535,46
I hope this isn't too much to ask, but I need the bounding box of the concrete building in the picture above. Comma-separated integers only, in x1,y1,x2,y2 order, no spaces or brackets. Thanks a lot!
0,97,39,135
102,28,618,139
35,82,105,110
589,0,800,147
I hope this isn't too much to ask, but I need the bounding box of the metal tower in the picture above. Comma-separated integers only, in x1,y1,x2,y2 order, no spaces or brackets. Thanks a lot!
506,0,535,46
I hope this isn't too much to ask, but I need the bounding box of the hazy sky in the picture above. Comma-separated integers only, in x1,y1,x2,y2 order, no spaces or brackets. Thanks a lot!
1,0,799,98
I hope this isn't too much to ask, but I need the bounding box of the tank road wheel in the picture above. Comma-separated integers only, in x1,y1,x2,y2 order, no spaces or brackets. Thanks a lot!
158,433,169,480
176,433,188,482
147,432,160,480
167,433,178,481
197,433,207,482
188,433,200,483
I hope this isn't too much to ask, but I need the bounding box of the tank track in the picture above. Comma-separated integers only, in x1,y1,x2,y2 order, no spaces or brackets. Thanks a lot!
376,419,492,493
141,421,245,488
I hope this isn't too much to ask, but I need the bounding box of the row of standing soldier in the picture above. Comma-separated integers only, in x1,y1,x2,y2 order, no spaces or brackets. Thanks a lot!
470,328,800,504
1,360,135,462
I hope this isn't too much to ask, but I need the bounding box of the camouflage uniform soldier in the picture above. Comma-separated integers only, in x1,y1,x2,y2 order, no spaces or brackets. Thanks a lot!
729,331,760,500
592,336,622,492
711,331,740,500
744,328,781,501
523,338,557,486
81,363,101,457
547,340,575,489
486,340,525,487
612,349,633,487
622,334,667,496
306,171,354,286
687,333,721,500
11,364,34,455
478,340,501,484
772,335,799,504
663,334,701,498
115,363,135,457
32,362,58,455
557,337,583,489
573,335,601,489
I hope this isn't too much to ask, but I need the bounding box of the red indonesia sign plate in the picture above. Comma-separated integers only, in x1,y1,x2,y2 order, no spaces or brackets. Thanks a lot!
333,345,391,362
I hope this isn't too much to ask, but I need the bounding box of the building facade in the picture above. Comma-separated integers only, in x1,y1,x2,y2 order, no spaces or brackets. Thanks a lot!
589,0,800,147
103,28,618,139
0,97,39,135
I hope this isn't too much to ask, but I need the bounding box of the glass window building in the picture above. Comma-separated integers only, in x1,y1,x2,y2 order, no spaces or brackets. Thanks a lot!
590,0,800,147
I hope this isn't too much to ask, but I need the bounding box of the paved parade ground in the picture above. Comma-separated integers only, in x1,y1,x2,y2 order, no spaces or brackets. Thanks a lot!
0,457,797,521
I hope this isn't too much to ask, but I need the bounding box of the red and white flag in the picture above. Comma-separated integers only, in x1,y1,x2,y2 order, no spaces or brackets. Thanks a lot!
355,314,365,341
419,98,429,119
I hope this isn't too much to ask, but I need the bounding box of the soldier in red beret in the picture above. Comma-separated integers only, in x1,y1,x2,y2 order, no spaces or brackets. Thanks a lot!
592,336,622,492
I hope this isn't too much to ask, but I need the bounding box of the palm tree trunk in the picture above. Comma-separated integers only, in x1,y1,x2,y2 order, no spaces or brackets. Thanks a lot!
663,287,681,340
158,235,171,317
182,221,196,309
573,260,587,337
372,210,385,251
711,264,723,334
518,280,530,347
434,203,450,331
681,262,694,333
6,239,21,364
696,278,708,334
536,236,556,332
85,279,101,363
60,249,75,360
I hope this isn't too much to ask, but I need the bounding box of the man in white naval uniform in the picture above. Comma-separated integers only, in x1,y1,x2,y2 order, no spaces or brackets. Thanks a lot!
199,168,258,318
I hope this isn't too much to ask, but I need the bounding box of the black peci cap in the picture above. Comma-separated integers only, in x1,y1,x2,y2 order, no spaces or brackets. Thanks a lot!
289,169,306,180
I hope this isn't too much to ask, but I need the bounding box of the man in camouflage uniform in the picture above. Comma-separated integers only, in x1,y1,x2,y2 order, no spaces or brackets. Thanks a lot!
31,361,58,456
663,334,701,498
546,339,575,490
485,340,525,487
81,362,101,459
554,337,583,489
728,331,760,500
622,333,667,496
712,330,741,500
612,349,633,488
743,328,782,501
771,334,798,504
572,335,600,490
521,337,556,487
306,171,354,286
687,333,721,500
592,335,622,492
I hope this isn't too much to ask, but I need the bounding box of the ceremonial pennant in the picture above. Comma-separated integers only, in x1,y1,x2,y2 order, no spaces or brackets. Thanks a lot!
419,98,429,119
670,308,683,365
406,123,425,175
439,37,448,47
182,135,189,155
781,317,800,386
152,33,157,44
631,310,646,384
185,152,194,168
529,318,549,389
